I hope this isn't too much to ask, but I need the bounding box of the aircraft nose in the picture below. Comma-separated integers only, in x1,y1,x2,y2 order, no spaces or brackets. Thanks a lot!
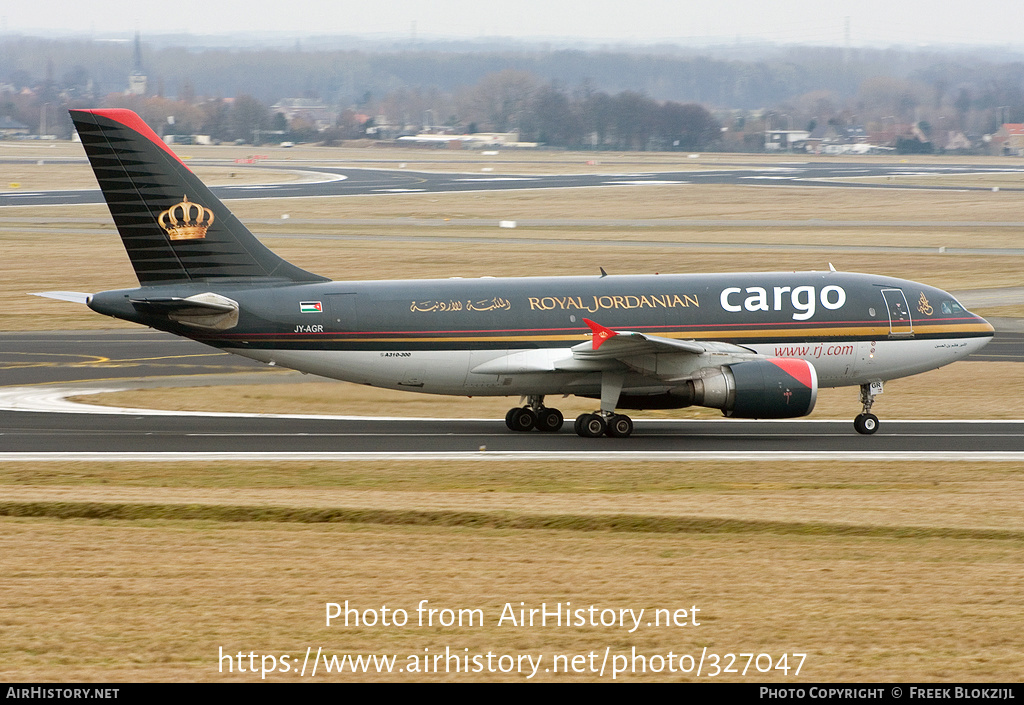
962,311,995,358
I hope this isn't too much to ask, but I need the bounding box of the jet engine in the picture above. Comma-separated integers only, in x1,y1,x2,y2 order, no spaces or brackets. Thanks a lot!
671,358,818,418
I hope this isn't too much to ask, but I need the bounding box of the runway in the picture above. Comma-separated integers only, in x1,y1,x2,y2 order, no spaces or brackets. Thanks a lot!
3,410,1023,461
1,329,1021,461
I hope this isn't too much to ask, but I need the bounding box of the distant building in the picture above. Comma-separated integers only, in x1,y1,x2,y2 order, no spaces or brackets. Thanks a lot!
942,131,974,153
271,99,336,132
991,124,1024,156
764,129,810,152
0,116,30,138
127,32,147,96
164,134,214,146
397,131,536,149
800,125,872,154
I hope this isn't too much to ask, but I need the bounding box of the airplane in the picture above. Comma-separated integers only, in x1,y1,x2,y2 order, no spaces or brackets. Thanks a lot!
33,108,995,438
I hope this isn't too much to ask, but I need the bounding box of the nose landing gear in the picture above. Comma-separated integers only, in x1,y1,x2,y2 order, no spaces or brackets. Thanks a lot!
854,382,882,435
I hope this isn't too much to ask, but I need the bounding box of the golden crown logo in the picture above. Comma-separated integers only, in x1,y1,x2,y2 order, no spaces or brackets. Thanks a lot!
158,195,214,241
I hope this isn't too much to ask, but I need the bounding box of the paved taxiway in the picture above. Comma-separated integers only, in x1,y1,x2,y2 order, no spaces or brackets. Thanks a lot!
6,160,1024,207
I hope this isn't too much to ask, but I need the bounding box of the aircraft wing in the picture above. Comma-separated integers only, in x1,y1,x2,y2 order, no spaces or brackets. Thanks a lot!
572,318,708,359
570,318,752,361
472,318,754,376
568,318,818,421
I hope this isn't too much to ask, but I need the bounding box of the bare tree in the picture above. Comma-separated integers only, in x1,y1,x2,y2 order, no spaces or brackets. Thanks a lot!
458,70,537,132
229,94,270,143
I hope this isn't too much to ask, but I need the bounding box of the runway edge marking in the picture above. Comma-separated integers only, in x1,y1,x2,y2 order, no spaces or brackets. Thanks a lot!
2,452,1023,462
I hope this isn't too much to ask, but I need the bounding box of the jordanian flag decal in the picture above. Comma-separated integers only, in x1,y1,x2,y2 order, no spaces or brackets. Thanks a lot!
299,301,323,313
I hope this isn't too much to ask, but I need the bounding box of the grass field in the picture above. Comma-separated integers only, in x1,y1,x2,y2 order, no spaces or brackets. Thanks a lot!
1,457,1022,682
1,144,1022,682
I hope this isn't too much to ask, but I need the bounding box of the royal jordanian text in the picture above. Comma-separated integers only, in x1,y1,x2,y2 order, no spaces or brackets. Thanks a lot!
527,293,699,312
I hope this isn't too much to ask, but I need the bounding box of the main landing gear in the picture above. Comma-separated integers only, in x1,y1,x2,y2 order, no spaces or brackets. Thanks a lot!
504,403,635,438
854,381,881,435
574,412,634,438
505,395,564,433
573,370,633,438
504,370,636,439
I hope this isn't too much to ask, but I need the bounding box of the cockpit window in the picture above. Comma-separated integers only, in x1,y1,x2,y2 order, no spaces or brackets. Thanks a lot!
941,300,965,314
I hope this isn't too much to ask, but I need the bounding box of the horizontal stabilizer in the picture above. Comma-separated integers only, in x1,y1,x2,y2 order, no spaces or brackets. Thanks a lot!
29,291,92,304
129,292,239,331
129,294,238,314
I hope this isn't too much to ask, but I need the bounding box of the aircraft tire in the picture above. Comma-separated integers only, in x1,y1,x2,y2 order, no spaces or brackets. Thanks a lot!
606,414,634,438
854,413,879,435
506,407,536,432
505,408,519,430
536,408,564,433
576,413,607,438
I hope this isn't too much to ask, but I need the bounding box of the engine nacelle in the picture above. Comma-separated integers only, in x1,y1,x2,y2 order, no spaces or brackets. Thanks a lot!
670,358,818,418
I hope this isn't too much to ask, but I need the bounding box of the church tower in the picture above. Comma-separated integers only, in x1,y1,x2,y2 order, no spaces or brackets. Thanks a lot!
127,32,147,96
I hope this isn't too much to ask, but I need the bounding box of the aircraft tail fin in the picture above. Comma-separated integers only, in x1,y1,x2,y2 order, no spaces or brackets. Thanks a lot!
70,109,327,286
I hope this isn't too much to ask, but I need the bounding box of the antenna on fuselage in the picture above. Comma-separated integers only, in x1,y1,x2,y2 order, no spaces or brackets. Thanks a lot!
599,267,608,277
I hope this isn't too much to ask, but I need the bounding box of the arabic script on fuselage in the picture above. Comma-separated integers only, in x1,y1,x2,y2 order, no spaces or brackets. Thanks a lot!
411,297,512,313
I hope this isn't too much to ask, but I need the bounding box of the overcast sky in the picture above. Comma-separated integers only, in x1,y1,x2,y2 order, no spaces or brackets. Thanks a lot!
4,0,1024,48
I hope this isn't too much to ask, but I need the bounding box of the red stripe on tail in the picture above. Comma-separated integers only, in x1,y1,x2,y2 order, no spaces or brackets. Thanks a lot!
74,109,192,171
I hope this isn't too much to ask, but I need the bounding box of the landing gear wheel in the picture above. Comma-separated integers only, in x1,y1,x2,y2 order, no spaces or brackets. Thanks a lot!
854,413,879,435
575,413,607,438
855,382,881,436
505,407,519,430
536,407,564,433
505,406,536,432
606,414,634,438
